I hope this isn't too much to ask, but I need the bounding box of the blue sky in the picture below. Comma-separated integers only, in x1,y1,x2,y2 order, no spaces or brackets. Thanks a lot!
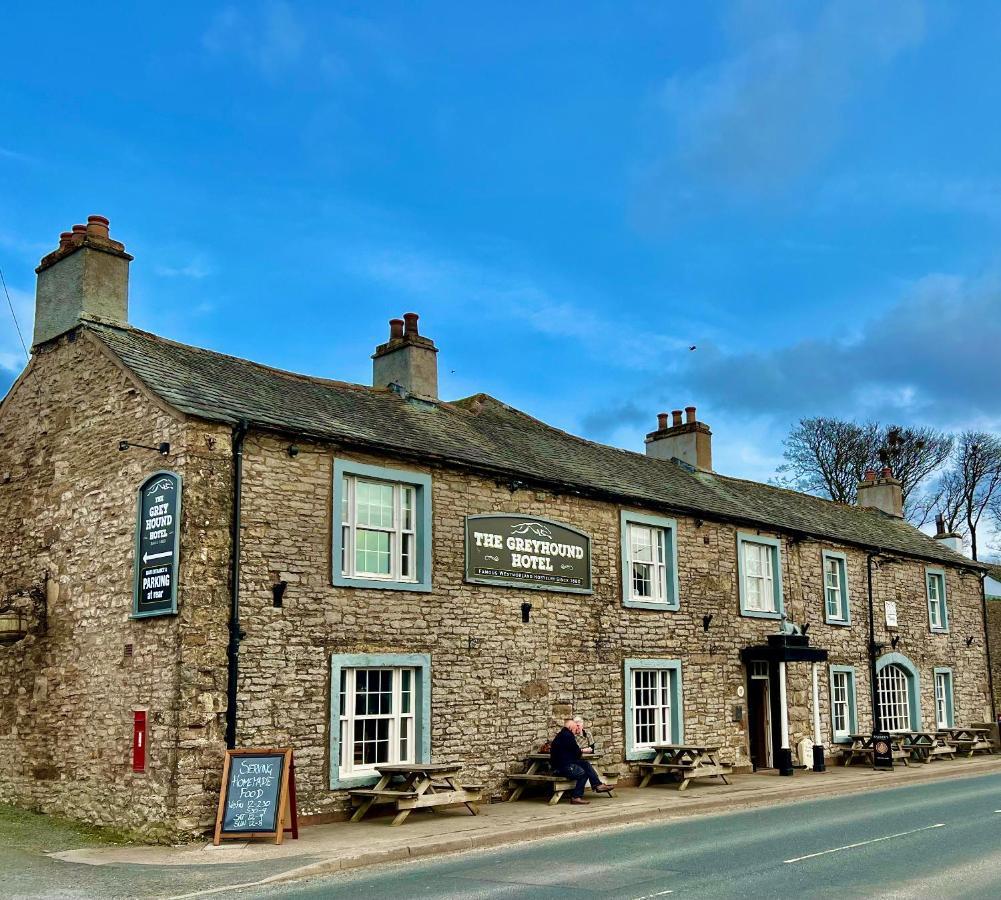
3,0,1001,483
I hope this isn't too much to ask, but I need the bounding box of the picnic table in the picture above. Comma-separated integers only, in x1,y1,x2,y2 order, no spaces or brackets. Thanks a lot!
507,751,619,805
840,734,911,767
348,763,482,826
636,744,732,791
937,726,995,757
899,731,954,763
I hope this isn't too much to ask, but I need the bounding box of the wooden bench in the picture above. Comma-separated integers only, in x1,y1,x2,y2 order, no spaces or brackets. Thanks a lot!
636,744,732,791
506,752,619,805
348,763,483,826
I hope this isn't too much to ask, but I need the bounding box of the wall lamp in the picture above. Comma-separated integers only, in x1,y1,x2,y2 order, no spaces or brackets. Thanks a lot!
521,601,532,623
287,444,300,458
702,614,713,632
891,635,901,649
966,636,976,647
119,440,170,456
272,580,288,608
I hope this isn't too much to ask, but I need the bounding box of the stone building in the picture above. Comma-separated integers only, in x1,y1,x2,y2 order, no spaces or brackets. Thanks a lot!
0,218,994,838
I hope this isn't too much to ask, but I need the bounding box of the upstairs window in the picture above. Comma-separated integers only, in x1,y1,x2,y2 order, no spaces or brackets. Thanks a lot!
332,460,432,592
926,568,949,633
620,512,679,610
934,668,954,729
738,533,783,619
823,551,850,624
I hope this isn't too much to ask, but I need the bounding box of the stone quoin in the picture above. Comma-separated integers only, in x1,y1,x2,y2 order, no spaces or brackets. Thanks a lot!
0,218,993,839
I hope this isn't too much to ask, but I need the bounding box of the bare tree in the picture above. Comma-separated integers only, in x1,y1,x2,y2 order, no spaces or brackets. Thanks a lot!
778,418,952,519
933,431,1001,560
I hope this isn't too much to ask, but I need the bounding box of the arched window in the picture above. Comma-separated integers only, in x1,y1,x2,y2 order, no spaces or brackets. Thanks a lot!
876,654,920,733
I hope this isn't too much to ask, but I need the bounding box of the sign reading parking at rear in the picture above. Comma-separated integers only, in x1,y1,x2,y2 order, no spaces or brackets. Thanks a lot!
133,471,181,617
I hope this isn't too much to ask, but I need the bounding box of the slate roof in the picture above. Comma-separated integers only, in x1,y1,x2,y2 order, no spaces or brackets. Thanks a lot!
86,320,981,570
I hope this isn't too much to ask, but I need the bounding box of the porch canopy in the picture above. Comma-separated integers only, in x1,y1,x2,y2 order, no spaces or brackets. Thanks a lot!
740,633,828,665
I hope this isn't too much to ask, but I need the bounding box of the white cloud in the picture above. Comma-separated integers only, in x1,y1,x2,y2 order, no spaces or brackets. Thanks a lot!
154,260,213,280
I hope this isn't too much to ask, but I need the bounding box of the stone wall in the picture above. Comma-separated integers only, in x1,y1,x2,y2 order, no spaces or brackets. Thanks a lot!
233,432,991,822
987,598,1001,716
0,333,230,840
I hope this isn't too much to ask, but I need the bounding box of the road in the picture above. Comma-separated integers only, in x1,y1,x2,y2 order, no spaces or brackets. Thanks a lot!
245,772,1001,899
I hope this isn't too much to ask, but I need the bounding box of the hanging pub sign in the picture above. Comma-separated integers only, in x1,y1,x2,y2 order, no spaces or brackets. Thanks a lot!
132,471,181,618
464,514,592,594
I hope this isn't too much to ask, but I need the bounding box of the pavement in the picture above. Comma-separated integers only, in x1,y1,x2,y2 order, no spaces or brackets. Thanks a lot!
35,754,1001,898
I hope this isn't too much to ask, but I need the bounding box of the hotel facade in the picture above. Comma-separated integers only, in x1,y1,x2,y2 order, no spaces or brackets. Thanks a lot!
0,218,993,838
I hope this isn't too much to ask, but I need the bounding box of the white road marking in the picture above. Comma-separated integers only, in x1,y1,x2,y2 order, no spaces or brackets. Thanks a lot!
784,823,945,864
630,891,674,900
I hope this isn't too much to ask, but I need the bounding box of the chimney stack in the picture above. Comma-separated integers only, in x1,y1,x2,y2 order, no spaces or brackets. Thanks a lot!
33,215,132,348
645,405,713,471
372,312,439,400
856,467,903,518
933,513,965,554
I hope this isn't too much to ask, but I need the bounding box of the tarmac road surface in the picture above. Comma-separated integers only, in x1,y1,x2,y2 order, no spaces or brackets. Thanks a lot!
242,772,1001,899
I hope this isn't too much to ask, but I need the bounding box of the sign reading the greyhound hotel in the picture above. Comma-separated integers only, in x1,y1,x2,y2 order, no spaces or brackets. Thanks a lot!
464,515,592,594
133,471,182,618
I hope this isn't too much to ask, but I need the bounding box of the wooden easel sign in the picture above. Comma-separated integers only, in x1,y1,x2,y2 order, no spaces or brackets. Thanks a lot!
214,748,299,845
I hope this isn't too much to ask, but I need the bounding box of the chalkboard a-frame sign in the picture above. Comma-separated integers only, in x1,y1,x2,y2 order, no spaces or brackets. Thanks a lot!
132,471,181,618
214,748,299,845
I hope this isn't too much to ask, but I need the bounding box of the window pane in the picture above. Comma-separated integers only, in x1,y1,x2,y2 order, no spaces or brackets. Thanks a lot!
631,525,654,563
356,480,394,528
356,529,391,575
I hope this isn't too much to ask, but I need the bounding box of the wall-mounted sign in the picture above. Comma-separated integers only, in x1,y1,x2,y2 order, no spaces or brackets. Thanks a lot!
884,601,898,628
464,515,592,594
133,471,181,618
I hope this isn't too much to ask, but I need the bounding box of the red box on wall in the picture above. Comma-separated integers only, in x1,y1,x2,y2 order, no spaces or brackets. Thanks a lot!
132,710,147,772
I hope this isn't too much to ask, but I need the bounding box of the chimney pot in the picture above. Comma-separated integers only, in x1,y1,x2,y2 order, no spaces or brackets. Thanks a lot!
372,312,438,399
403,312,419,336
86,215,110,239
863,469,876,482
71,224,87,234
657,413,669,430
881,466,893,479
671,409,683,427
58,232,73,247
685,406,697,424
389,318,404,340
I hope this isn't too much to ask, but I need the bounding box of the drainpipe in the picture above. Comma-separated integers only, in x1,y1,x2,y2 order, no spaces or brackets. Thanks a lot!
225,419,250,749
981,575,998,725
867,551,881,733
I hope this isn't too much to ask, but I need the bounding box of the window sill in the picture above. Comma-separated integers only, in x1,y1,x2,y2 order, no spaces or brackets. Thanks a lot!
825,617,851,627
623,599,680,612
740,608,783,620
333,574,432,593
929,626,949,635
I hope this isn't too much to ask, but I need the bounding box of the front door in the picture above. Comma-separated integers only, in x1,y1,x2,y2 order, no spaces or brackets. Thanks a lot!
747,661,773,769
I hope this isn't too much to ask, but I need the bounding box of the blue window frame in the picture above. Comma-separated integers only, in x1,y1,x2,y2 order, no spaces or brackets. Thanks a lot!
822,550,850,625
332,459,432,592
620,510,679,610
329,652,431,789
624,659,684,760
737,532,783,619
933,667,954,729
828,665,857,742
925,568,949,633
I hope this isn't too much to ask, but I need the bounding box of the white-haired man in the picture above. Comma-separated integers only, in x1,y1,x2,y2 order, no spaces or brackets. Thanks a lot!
550,717,612,805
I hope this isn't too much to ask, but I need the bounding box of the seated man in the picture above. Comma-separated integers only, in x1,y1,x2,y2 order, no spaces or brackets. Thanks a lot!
550,717,612,805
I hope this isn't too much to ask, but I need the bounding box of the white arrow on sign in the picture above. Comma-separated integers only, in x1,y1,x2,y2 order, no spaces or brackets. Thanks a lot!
143,550,173,564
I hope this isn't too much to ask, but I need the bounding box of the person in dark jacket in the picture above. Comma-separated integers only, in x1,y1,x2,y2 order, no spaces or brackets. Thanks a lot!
550,718,612,805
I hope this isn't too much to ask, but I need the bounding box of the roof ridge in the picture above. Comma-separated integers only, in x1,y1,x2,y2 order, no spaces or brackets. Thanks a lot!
84,320,388,395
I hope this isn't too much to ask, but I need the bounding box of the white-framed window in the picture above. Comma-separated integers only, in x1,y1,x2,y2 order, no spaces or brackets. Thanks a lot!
738,533,782,618
830,667,857,740
877,663,912,732
926,569,948,632
631,668,674,749
823,551,849,624
341,476,416,583
620,511,678,610
934,669,953,729
628,523,667,603
337,666,416,778
624,659,683,760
